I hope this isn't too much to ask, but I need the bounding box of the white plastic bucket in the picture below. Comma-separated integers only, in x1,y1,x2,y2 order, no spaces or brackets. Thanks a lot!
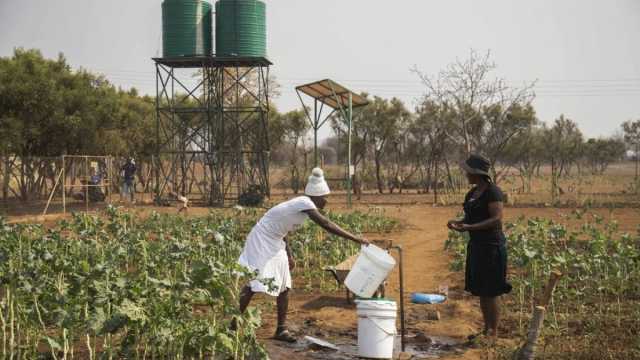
356,300,397,359
344,245,396,298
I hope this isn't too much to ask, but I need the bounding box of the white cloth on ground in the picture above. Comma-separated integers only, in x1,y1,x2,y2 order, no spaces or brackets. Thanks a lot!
238,196,317,296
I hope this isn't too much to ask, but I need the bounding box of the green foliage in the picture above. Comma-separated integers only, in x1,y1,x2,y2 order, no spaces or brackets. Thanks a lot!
582,137,627,174
0,206,396,358
544,116,584,174
329,92,373,170
622,119,640,149
0,48,154,157
445,211,640,359
0,207,263,358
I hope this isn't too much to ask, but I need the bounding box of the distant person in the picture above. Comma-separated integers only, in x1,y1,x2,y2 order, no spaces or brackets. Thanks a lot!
235,168,370,343
72,167,105,202
447,154,512,340
88,167,106,202
120,158,136,203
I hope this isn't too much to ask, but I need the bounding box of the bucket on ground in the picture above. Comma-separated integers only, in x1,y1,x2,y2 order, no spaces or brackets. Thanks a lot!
345,244,396,298
356,299,397,359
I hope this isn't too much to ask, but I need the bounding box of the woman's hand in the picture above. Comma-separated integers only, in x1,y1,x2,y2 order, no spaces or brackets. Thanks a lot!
356,237,371,246
447,220,463,230
449,221,470,232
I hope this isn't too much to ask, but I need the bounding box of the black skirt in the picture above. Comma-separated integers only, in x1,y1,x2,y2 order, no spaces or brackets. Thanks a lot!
465,241,512,297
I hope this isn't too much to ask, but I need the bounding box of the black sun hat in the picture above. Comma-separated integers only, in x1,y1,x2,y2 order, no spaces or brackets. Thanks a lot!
460,154,491,176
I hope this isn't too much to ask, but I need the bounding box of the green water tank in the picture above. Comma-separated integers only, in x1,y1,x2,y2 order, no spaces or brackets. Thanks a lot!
215,0,266,57
162,0,213,57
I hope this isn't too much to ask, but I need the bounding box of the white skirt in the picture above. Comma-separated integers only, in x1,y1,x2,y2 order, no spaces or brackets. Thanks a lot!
249,249,292,297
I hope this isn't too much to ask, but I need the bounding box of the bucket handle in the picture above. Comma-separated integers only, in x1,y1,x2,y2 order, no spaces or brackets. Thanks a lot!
361,315,397,336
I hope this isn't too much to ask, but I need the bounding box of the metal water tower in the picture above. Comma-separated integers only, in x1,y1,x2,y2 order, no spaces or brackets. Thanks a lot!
153,0,272,206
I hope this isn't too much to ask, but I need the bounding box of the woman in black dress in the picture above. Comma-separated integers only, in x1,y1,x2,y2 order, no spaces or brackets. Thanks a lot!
448,154,512,338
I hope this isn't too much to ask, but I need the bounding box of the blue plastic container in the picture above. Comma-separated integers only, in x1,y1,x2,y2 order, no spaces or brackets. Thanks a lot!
410,293,446,304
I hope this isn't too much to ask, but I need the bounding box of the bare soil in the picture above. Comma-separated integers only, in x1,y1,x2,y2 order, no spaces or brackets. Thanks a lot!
255,204,639,359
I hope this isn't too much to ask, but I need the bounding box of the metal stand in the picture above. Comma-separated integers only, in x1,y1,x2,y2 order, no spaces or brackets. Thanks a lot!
391,245,406,352
153,56,271,206
47,155,114,215
296,80,368,208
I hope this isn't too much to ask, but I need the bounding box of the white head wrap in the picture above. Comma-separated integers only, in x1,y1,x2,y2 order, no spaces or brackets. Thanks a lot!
304,168,331,197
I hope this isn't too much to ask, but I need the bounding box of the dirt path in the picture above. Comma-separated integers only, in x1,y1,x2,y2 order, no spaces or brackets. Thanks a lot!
383,206,485,359
260,204,640,359
261,205,487,359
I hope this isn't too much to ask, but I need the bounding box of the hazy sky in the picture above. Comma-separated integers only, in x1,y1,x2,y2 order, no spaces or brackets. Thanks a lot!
1,0,639,140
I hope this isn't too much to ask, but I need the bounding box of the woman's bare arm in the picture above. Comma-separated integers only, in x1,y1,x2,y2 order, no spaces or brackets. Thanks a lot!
304,209,369,246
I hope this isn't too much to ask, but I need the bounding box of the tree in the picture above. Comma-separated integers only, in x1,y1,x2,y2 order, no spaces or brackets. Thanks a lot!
412,49,536,157
108,91,155,157
582,137,626,175
410,100,457,202
478,103,538,182
548,116,583,177
622,119,640,191
543,115,583,201
330,93,373,184
280,109,310,193
367,97,411,193
0,48,156,200
503,124,546,193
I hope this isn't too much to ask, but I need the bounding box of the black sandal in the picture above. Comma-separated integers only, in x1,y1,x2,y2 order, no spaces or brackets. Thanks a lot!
273,329,297,343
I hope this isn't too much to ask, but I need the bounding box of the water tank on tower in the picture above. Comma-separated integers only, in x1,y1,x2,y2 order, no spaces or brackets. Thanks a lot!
215,0,267,57
162,0,213,57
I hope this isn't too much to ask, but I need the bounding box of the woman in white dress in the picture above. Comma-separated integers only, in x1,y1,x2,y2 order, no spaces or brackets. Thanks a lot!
236,168,369,342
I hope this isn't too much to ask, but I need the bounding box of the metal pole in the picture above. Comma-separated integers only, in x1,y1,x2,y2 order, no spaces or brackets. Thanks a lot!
392,245,406,352
347,93,353,208
155,64,160,204
314,99,319,167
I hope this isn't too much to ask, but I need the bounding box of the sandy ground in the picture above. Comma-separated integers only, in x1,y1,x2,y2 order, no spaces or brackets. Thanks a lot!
256,205,481,359
255,204,639,360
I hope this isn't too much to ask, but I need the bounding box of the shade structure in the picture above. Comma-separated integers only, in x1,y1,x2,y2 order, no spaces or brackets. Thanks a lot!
295,79,368,110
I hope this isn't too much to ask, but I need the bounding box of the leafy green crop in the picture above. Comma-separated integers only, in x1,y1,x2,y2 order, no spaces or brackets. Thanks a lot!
0,207,264,359
445,210,640,359
0,205,396,358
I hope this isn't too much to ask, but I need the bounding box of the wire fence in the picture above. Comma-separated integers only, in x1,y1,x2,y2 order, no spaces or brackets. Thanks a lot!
0,155,155,215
